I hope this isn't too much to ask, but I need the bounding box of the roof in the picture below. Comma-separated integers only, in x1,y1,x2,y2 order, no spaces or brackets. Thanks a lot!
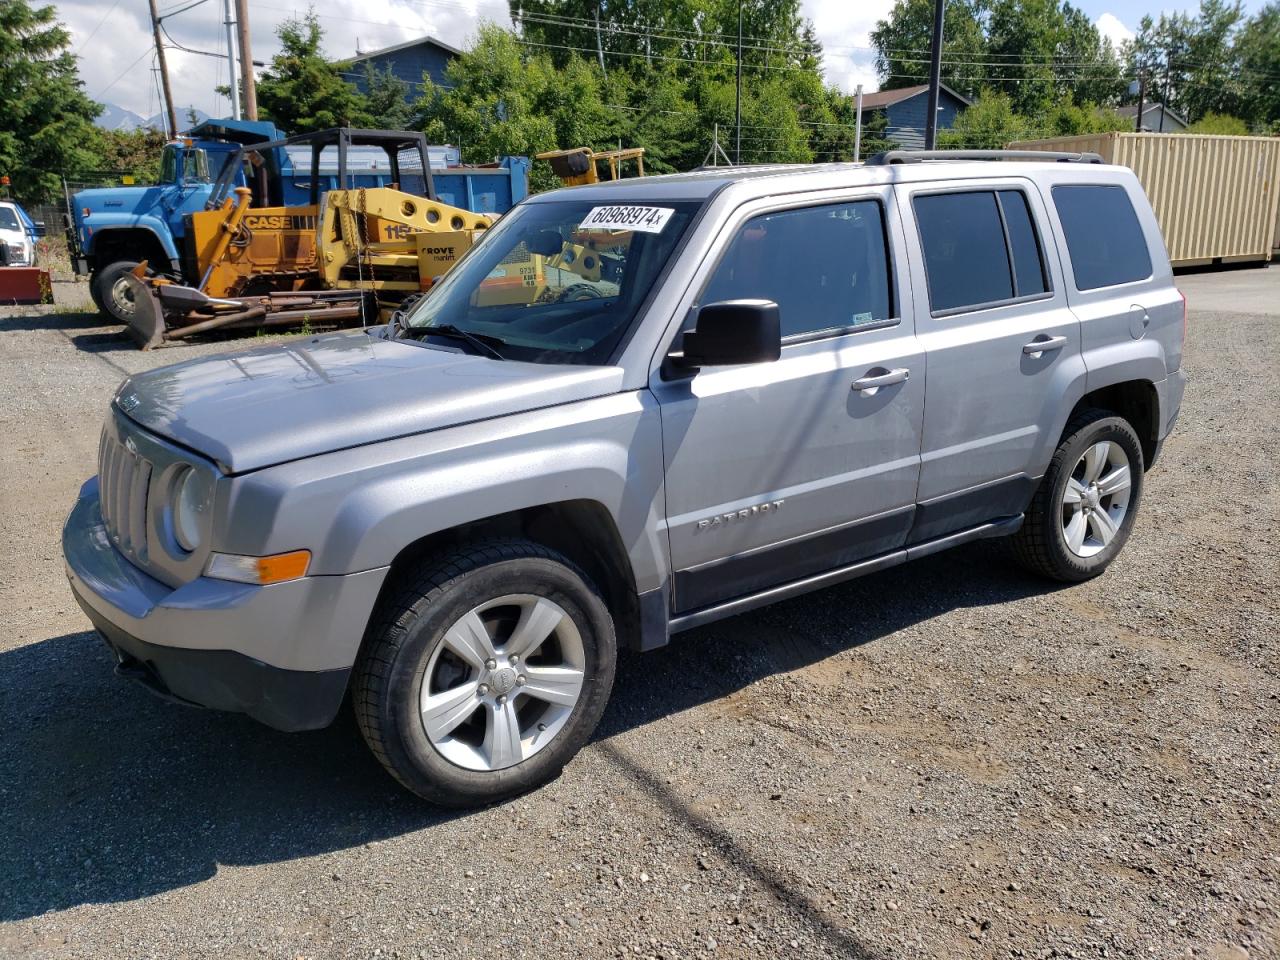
347,35,463,63
1116,102,1188,126
526,156,1121,205
859,83,973,110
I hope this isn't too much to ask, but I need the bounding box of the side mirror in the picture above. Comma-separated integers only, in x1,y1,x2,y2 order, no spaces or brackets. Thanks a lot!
32,221,47,238
680,299,781,367
528,229,565,257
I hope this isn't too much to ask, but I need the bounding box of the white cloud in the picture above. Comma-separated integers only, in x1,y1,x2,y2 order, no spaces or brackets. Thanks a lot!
1095,12,1135,51
62,0,887,118
802,0,892,95
61,0,508,118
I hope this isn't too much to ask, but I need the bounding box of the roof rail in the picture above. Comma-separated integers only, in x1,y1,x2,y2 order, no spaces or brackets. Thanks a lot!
866,149,1104,165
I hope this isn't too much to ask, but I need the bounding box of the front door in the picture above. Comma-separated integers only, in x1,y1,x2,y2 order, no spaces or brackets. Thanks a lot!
895,179,1085,542
651,190,926,613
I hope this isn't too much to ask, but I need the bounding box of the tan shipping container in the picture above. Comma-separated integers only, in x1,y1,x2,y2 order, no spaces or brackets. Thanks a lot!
1009,132,1280,268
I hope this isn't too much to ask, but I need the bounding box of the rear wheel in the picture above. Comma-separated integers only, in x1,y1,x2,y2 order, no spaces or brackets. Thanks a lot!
1012,408,1144,582
92,261,148,324
353,540,617,807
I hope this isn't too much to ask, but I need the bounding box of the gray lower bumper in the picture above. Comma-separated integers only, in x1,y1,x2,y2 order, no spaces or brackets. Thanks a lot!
63,480,389,731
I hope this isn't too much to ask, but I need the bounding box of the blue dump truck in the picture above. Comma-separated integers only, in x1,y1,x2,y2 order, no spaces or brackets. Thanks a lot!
68,118,530,322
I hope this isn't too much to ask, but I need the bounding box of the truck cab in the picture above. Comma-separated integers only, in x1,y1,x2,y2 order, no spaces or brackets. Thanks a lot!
67,119,283,323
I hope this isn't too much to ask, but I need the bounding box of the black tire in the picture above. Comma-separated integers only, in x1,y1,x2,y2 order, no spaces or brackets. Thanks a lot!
87,274,106,314
1012,408,1145,582
91,261,146,324
352,540,617,807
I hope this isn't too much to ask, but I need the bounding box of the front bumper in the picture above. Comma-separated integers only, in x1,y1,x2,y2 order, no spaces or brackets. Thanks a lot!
63,478,389,731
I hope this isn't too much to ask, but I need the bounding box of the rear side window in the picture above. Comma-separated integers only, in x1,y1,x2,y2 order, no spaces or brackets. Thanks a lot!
1052,184,1153,290
913,189,1049,313
700,199,894,338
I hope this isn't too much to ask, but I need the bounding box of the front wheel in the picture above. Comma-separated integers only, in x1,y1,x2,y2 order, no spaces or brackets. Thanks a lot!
1012,408,1145,582
352,540,617,807
91,261,150,324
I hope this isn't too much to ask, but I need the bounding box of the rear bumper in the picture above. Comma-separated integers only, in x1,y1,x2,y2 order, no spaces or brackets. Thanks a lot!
63,478,388,731
1149,369,1186,470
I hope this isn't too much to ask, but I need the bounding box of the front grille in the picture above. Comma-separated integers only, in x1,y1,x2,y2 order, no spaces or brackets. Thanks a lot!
98,425,153,565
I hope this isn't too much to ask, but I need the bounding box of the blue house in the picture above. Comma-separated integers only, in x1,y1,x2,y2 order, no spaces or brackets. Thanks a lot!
861,83,971,148
343,36,462,103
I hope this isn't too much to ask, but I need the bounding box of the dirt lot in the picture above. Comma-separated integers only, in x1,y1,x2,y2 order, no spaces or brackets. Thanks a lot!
1,272,1277,960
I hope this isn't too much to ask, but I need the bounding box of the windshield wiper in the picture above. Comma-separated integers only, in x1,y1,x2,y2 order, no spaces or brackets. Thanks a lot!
416,323,508,361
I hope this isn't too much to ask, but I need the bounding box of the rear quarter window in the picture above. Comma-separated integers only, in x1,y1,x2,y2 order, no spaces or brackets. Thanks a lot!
1052,184,1153,290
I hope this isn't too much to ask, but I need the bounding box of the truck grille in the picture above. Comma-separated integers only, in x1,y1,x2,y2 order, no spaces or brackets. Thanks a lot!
98,425,153,565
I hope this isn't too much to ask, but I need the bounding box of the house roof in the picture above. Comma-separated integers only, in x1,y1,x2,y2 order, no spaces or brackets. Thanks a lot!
858,83,973,110
347,35,463,63
1116,102,1188,127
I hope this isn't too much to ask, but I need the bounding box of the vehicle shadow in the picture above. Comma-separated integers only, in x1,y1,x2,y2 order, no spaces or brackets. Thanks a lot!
0,540,1057,927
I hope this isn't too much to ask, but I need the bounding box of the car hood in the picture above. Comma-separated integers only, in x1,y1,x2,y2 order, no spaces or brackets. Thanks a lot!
114,331,625,473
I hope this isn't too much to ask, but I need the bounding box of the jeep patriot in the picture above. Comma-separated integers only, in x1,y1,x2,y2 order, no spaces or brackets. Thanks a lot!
64,151,1186,806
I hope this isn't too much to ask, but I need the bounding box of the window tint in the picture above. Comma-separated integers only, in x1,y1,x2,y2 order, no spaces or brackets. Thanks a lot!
1053,184,1152,290
998,190,1048,297
700,200,893,338
913,192,1013,312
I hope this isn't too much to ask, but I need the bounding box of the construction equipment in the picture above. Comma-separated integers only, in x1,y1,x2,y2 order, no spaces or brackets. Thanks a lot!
536,146,646,186
124,128,494,349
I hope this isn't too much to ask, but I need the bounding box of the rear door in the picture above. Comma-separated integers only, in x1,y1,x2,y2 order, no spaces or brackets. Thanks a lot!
896,178,1086,542
1043,177,1185,383
651,188,926,613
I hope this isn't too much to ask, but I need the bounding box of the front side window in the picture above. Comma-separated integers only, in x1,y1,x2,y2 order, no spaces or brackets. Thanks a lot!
1053,184,1153,290
406,198,701,365
159,145,180,184
914,189,1051,313
700,200,894,338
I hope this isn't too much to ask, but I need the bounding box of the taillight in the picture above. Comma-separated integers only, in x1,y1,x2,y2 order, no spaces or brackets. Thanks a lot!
81,207,90,219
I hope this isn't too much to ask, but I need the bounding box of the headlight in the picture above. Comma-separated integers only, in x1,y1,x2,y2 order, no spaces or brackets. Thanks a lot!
173,467,203,552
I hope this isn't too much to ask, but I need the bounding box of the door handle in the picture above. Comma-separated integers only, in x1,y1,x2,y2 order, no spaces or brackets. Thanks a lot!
851,367,910,393
1023,335,1067,356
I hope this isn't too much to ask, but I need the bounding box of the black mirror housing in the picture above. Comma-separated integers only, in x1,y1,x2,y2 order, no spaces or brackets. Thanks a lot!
681,299,782,367
32,221,47,238
528,229,565,257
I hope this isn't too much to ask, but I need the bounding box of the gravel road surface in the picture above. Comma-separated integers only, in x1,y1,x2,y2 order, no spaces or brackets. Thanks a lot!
1,272,1276,959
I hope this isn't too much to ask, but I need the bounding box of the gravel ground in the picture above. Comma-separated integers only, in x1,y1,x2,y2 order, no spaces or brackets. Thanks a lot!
1,272,1276,960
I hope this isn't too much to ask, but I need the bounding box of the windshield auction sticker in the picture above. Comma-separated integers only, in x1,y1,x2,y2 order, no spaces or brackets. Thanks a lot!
580,206,675,234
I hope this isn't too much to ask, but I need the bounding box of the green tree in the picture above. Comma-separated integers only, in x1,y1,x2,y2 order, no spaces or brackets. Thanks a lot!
0,0,102,202
257,12,371,132
1236,2,1280,126
359,64,413,130
869,0,989,100
1043,97,1131,135
937,90,1036,147
89,128,167,183
1187,111,1250,133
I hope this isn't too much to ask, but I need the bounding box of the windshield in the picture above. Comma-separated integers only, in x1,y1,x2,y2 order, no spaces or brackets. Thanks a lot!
185,148,211,182
406,198,701,365
0,208,19,231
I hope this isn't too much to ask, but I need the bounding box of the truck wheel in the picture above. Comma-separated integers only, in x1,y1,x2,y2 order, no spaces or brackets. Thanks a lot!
353,540,617,807
1012,408,1144,582
92,261,147,324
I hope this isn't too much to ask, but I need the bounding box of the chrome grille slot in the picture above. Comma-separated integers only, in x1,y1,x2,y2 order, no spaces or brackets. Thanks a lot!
98,426,154,564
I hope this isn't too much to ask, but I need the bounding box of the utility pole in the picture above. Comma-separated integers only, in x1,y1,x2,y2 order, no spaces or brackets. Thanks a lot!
924,0,946,149
1159,48,1172,133
854,84,864,162
223,0,241,119
594,2,606,75
235,0,258,120
734,0,743,163
148,0,178,137
1134,73,1146,132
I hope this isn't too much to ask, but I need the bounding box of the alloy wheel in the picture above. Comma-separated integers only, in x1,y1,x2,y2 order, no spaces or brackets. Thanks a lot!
1061,440,1132,558
420,594,585,772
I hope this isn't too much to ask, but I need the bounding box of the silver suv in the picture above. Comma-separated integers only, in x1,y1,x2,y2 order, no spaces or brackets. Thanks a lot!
64,151,1186,807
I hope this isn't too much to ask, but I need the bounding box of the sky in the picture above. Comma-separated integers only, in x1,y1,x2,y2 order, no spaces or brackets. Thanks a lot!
58,0,1270,120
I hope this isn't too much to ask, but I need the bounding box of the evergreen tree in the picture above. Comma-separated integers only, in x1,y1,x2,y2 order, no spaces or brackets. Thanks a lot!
257,12,371,132
0,0,102,202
